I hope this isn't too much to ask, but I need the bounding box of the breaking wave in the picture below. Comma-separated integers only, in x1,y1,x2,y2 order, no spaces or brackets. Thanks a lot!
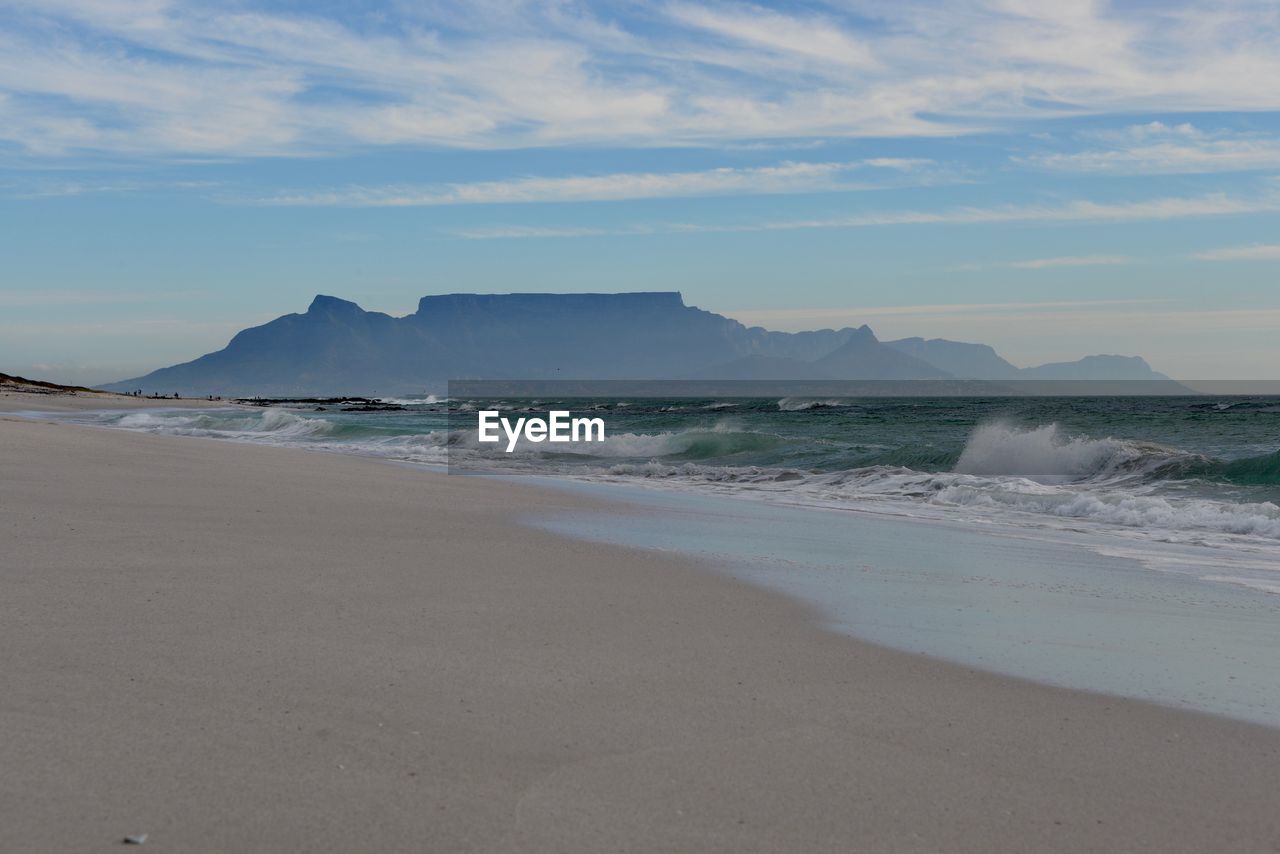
777,397,853,411
375,394,447,405
72,407,1280,550
954,421,1193,484
112,408,338,440
954,421,1280,488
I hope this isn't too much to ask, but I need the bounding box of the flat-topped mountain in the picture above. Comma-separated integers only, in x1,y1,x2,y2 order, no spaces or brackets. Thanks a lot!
103,292,1178,396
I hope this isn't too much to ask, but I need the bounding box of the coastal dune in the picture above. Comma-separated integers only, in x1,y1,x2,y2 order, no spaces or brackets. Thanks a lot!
2,404,1279,852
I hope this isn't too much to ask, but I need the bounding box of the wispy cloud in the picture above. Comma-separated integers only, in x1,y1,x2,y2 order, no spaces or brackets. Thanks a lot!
451,190,1280,239
2,176,226,200
239,159,948,207
4,181,140,199
5,2,1280,156
665,3,878,70
0,318,251,336
0,289,205,307
730,299,1171,329
1192,244,1280,261
880,308,1280,337
449,224,625,240
1022,122,1280,175
1007,255,1131,269
946,255,1133,272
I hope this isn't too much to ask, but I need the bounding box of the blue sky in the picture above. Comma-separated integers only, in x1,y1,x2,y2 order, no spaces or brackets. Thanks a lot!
3,0,1280,382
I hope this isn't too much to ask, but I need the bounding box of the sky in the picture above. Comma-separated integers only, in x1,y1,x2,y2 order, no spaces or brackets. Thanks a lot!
2,0,1280,382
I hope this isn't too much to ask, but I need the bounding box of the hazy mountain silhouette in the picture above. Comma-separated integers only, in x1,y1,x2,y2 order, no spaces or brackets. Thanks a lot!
886,337,1176,382
103,292,1178,396
696,326,946,380
815,327,950,379
885,337,1021,379
1019,354,1172,381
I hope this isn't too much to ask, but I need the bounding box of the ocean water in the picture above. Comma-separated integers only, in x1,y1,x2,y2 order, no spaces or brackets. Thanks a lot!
63,395,1280,593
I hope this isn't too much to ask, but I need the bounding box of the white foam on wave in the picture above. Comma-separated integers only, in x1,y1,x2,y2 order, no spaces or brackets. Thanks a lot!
953,421,1187,483
376,394,447,405
777,397,851,411
109,408,335,440
930,477,1280,539
560,455,1280,546
114,411,200,430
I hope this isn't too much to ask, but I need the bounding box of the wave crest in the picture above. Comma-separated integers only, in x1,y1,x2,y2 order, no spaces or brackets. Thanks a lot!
112,408,336,439
777,397,851,412
954,421,1193,483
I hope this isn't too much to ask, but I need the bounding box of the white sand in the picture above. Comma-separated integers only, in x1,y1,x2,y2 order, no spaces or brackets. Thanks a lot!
2,401,1278,852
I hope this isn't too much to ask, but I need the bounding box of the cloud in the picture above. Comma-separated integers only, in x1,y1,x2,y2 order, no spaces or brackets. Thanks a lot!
1006,255,1131,269
0,289,205,306
1023,122,1280,175
5,1,1280,156
239,159,948,207
729,298,1171,329
665,3,878,70
881,307,1280,337
448,224,622,239
450,190,1280,238
0,317,250,336
1192,244,1280,261
4,181,140,199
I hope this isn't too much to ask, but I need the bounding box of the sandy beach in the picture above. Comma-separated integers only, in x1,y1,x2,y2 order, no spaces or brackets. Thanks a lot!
3,397,1279,853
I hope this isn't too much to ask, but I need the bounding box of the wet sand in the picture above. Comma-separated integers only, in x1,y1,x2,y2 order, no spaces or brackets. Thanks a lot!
2,404,1278,852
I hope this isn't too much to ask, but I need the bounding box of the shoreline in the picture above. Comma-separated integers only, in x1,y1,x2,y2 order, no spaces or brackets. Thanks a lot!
3,408,1280,850
10,396,1280,725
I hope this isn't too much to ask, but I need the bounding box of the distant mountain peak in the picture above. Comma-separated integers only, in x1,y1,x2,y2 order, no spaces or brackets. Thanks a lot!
308,294,366,315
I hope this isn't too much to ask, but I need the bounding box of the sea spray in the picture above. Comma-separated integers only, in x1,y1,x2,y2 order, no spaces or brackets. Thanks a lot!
955,422,1144,480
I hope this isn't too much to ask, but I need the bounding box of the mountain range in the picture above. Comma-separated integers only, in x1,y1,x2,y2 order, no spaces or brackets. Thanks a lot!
103,292,1177,396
